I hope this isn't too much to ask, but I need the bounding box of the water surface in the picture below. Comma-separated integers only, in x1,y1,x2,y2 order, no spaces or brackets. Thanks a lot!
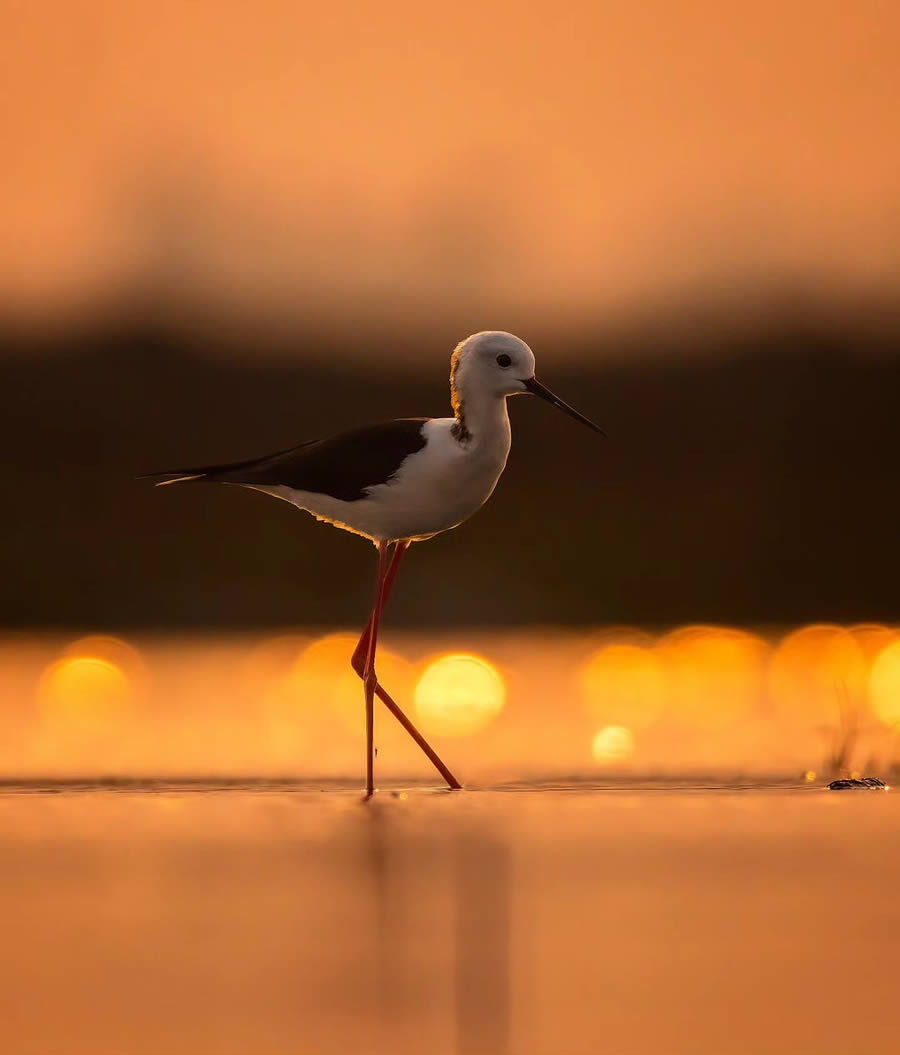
0,784,896,1054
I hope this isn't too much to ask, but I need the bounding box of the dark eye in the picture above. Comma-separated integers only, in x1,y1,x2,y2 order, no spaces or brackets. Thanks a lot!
496,354,512,368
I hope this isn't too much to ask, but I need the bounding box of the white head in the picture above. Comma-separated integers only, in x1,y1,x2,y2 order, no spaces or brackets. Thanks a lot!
450,331,535,404
450,330,604,435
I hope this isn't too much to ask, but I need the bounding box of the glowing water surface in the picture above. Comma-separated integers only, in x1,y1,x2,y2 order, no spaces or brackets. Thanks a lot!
0,784,896,1055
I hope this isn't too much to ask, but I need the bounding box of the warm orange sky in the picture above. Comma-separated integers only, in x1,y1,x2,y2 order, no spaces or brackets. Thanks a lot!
3,1,899,339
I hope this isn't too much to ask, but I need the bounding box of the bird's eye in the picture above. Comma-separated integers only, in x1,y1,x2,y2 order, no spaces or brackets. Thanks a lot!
496,354,512,368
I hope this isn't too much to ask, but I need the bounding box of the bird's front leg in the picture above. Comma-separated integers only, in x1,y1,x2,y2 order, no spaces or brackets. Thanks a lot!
360,541,392,797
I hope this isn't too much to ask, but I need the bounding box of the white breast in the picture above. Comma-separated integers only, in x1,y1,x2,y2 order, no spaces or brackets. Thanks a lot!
376,417,511,539
268,416,512,543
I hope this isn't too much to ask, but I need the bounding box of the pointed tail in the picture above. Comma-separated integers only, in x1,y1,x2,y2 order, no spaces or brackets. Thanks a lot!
138,472,208,487
138,440,316,489
136,464,224,487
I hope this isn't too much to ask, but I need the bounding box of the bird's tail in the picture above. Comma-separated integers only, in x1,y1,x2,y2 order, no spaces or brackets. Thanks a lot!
136,464,226,487
136,448,294,487
138,439,318,490
139,472,208,487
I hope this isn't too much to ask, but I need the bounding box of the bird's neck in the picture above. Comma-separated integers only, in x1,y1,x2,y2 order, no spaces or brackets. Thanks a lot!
451,386,511,447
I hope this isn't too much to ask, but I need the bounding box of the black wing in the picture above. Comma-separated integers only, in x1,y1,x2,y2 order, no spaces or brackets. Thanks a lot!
144,419,429,502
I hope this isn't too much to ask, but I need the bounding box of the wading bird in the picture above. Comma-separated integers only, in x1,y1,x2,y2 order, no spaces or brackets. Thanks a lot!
147,331,603,795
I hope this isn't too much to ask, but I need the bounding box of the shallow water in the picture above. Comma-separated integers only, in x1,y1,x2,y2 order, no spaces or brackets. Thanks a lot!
0,784,897,1055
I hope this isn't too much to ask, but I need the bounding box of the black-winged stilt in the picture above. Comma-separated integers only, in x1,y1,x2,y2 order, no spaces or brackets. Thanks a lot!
146,331,603,795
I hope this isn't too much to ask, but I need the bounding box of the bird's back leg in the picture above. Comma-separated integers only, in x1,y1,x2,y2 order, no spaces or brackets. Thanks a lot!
350,542,462,791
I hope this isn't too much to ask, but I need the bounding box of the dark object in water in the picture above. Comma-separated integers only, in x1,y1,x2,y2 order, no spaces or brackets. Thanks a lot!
827,776,888,791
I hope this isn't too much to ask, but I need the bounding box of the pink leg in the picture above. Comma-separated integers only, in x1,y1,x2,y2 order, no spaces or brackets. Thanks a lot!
363,541,391,797
351,542,407,674
351,542,462,791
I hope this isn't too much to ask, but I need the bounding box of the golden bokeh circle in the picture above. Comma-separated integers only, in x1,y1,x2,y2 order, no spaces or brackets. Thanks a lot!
655,625,769,725
267,632,414,732
870,640,900,727
849,624,897,664
38,656,132,726
579,643,664,729
414,653,505,737
769,624,867,719
591,725,635,763
60,635,148,689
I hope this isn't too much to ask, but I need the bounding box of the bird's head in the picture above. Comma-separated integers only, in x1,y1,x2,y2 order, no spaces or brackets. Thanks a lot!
451,331,604,434
451,331,535,401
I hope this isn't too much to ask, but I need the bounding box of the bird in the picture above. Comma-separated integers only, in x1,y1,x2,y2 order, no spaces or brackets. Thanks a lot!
145,331,603,796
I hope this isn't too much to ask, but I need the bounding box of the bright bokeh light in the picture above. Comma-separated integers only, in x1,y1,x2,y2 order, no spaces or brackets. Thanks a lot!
769,624,867,718
38,656,132,726
655,626,769,725
267,632,413,732
591,725,635,763
414,653,505,736
870,640,900,726
579,643,664,729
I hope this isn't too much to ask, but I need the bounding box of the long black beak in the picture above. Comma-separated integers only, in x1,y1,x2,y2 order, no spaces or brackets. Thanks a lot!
522,376,606,436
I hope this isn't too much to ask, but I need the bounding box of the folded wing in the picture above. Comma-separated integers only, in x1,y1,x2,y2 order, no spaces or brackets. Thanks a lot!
142,418,429,503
